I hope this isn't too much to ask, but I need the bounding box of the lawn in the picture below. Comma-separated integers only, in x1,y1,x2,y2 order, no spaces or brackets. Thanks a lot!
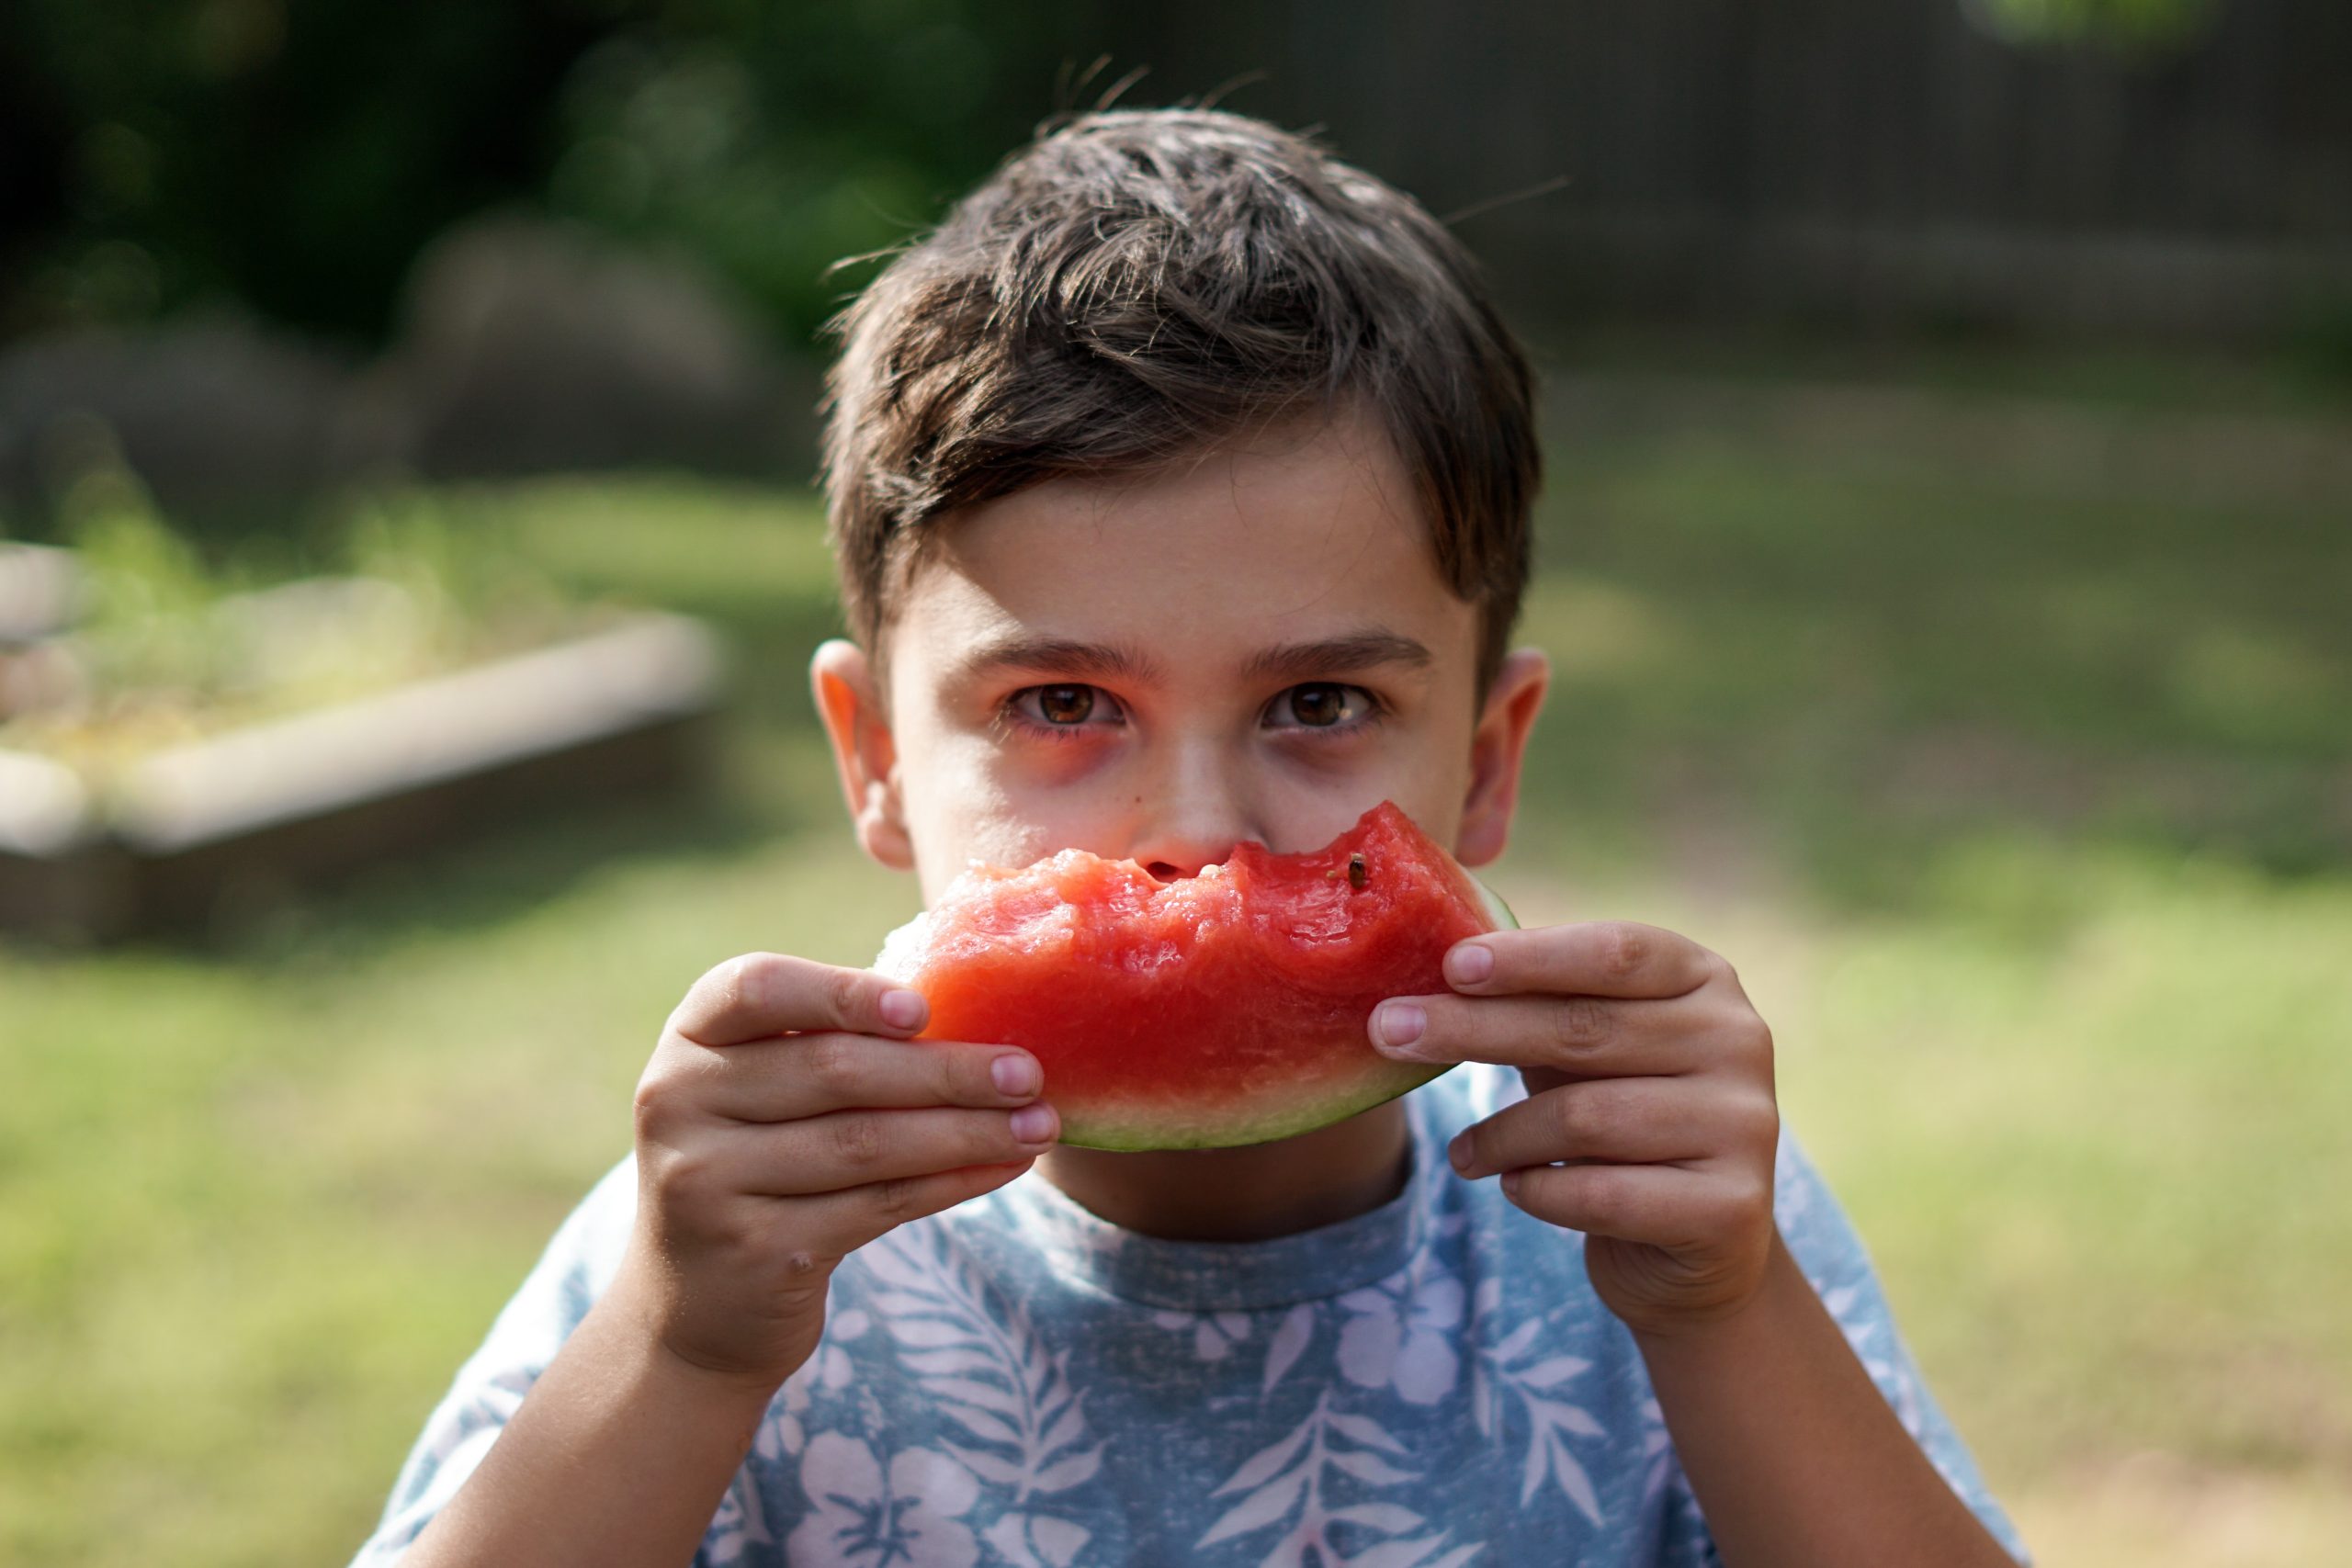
2,370,2346,1565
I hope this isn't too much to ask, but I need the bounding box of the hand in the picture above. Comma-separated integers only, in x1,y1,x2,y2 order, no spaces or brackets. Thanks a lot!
619,953,1059,1389
1369,922,1780,1337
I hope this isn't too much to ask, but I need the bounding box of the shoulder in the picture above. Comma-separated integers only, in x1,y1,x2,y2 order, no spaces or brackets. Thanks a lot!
345,1155,639,1566
474,1155,639,1355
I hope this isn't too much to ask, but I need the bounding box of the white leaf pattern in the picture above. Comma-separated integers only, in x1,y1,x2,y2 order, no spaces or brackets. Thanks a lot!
1201,1469,1309,1545
1262,1305,1315,1393
928,1377,1023,1416
1517,1426,1546,1506
1195,1392,1470,1567
1514,1357,1590,1390
938,1402,1025,1448
1038,1401,1087,1457
1324,1412,1408,1453
889,1318,984,1348
863,1225,1106,1550
1470,1272,1610,1530
1530,1398,1605,1439
1031,1450,1102,1492
1215,1420,1314,1496
1544,1430,1604,1527
1327,1450,1418,1484
1488,1320,1543,1363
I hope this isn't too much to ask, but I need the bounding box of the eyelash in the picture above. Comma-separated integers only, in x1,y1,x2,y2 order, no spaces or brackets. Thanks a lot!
997,685,1126,743
997,683,1385,742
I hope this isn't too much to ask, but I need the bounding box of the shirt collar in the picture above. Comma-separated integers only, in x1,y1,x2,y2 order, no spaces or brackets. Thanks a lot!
985,1084,1452,1311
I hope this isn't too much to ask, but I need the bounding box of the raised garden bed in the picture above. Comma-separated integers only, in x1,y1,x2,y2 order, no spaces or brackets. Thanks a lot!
0,525,722,942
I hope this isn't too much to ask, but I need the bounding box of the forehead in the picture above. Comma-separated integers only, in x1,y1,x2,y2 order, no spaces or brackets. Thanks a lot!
888,410,1476,687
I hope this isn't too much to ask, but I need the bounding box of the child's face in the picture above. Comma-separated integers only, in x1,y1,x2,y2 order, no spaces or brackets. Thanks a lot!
814,407,1548,903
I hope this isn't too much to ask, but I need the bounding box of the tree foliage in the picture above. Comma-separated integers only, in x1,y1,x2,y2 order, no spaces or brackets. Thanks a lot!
1966,0,2225,50
1,0,1098,349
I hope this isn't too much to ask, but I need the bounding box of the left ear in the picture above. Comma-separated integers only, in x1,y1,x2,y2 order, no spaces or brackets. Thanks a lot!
1454,646,1549,869
809,638,916,872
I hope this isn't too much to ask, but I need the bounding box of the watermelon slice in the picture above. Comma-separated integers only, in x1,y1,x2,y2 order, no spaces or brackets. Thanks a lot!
875,802,1514,1151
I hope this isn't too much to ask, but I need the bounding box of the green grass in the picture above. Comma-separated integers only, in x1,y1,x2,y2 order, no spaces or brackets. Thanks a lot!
3,378,2348,1564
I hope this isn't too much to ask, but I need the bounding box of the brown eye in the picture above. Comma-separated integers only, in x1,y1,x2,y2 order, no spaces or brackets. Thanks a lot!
1033,685,1096,724
1008,682,1125,733
1278,683,1360,728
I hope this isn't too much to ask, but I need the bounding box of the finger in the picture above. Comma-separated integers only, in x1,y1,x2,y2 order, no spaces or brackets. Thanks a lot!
1499,1162,1768,1247
1370,988,1723,1072
1438,921,1718,1002
671,953,928,1047
792,1157,1041,1258
1447,1077,1746,1179
684,1034,1044,1123
733,1103,1061,1197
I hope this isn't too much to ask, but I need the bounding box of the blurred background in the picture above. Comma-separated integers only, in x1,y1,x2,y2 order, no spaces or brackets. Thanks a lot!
3,1,2348,1562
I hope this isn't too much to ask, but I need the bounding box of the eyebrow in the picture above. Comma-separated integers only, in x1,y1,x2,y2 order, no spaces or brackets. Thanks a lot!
950,628,1432,689
951,634,1169,688
1238,631,1434,684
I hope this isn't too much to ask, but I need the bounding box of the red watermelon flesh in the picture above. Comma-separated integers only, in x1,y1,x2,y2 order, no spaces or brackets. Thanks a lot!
875,801,1508,1150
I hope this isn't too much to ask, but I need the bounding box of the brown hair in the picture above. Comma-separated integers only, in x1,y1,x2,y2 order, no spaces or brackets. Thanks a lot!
817,107,1540,695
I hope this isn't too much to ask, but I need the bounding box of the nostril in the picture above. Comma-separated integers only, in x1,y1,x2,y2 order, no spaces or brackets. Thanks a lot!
1144,861,1184,883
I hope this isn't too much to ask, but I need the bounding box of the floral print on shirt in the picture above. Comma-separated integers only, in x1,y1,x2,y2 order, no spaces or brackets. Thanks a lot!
348,1065,2031,1568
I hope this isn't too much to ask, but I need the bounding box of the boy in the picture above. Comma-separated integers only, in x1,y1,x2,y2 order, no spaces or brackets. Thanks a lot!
355,108,2029,1566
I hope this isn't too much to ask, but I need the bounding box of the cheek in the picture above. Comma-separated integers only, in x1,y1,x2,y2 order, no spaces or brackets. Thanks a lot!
898,723,1005,830
1370,701,1480,841
898,728,1102,890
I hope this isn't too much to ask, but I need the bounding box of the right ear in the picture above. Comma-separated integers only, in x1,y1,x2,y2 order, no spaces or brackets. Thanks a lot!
809,638,914,872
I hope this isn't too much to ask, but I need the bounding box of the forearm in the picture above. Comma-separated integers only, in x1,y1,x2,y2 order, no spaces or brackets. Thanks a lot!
397,1264,785,1568
1634,1231,2016,1568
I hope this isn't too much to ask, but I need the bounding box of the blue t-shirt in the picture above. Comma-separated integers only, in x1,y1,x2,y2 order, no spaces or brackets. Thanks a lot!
351,1064,2028,1566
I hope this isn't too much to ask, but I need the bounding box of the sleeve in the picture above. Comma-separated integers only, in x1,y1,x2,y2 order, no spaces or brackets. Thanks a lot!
1657,1131,2032,1567
345,1156,639,1567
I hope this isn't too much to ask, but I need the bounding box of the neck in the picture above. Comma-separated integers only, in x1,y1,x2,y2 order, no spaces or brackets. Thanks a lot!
1035,1101,1412,1243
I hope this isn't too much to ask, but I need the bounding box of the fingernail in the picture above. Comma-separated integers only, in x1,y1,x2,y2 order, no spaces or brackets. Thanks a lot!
1446,943,1494,987
1499,1169,1522,1199
1447,1131,1473,1173
1010,1104,1057,1144
1375,1002,1426,1052
880,989,926,1032
991,1054,1040,1097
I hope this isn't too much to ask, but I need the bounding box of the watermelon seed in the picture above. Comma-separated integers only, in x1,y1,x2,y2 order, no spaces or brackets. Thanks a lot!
1347,852,1368,891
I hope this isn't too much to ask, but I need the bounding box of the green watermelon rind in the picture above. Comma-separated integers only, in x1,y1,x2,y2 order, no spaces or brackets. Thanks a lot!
1476,876,1520,934
1065,1060,1449,1151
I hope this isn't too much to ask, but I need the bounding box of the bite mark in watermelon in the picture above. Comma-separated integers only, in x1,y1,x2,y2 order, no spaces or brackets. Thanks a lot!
876,801,1515,1151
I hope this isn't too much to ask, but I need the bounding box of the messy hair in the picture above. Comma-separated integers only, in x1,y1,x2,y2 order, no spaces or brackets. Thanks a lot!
817,106,1540,695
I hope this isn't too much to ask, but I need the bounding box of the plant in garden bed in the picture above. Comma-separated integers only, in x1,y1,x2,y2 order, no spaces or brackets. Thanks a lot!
0,473,616,792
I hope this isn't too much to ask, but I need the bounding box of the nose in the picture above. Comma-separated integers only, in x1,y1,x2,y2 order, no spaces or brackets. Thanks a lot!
1125,738,1261,881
